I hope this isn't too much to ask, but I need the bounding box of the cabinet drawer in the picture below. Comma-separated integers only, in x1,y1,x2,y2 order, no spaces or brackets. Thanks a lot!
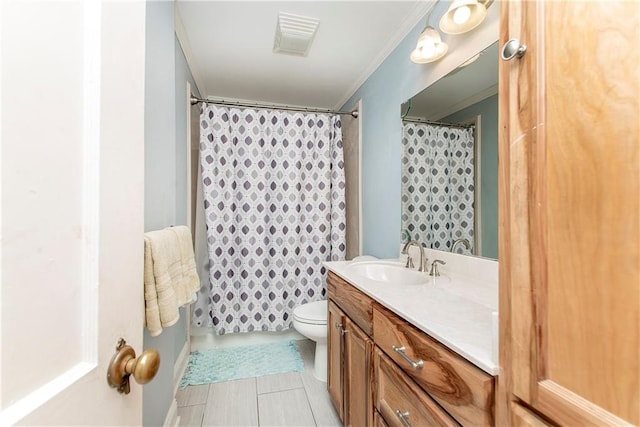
374,410,390,427
373,304,494,426
511,403,553,427
375,348,460,427
327,271,373,336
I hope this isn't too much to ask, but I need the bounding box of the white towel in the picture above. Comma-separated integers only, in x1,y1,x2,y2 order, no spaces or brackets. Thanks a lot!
169,226,200,304
144,226,200,336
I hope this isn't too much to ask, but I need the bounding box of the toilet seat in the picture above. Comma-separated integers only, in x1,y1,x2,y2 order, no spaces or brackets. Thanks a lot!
293,300,327,325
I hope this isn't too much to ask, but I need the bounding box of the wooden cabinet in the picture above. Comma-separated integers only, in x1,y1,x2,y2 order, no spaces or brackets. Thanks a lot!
328,272,496,426
510,403,551,427
373,410,390,427
327,274,374,427
498,1,639,425
373,305,494,426
375,348,460,427
344,316,374,427
328,300,345,422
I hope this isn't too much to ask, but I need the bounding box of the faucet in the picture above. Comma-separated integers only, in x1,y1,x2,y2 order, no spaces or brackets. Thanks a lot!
451,238,471,254
429,259,446,277
401,240,428,272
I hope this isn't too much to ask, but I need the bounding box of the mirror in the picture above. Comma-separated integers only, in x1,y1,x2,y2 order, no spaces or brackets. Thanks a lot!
401,41,498,259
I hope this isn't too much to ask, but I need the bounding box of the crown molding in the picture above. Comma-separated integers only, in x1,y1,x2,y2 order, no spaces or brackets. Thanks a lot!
332,1,435,110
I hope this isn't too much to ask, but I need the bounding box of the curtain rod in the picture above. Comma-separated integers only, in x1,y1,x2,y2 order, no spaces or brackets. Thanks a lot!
191,96,359,119
402,117,474,129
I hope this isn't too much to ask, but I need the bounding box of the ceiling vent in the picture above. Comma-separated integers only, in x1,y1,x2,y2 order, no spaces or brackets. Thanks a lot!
273,12,320,57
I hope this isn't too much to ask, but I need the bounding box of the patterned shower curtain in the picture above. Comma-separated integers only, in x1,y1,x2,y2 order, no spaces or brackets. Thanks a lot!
193,104,346,334
401,122,475,251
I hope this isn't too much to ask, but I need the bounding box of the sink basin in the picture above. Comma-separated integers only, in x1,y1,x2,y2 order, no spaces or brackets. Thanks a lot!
347,260,429,285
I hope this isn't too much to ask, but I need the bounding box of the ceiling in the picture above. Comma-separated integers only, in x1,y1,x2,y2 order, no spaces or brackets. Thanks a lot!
176,1,433,110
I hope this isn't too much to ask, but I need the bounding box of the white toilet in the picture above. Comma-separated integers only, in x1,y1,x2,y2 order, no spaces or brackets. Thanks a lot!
293,300,328,382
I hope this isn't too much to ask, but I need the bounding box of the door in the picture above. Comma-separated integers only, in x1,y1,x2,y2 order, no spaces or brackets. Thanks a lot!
1,1,146,425
499,1,639,425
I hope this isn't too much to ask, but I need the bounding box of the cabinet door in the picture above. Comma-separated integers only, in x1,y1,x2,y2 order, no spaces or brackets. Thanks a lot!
328,300,344,422
499,1,639,425
344,316,373,427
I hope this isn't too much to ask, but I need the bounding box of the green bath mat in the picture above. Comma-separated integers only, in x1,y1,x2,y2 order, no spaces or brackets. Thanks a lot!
180,340,304,387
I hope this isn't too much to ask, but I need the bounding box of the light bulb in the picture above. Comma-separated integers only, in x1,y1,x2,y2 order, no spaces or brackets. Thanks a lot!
422,42,436,58
410,26,448,63
453,5,471,25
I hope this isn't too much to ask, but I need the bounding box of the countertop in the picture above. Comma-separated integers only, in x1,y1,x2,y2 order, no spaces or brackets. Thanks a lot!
324,257,499,375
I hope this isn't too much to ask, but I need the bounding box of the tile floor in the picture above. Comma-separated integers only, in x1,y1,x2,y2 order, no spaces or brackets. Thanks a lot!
176,339,342,427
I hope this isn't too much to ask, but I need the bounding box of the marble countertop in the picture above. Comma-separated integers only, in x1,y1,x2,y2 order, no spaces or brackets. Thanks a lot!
324,256,499,375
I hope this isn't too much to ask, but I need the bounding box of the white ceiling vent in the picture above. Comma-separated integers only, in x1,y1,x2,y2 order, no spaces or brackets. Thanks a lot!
273,12,320,57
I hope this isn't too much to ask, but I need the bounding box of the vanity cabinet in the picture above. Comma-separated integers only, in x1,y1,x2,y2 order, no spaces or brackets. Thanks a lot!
373,305,494,426
327,274,374,427
498,1,639,425
375,348,459,427
328,300,345,421
327,271,496,426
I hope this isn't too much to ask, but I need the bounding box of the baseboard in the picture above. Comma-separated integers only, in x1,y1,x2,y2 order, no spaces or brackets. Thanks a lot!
174,340,190,396
165,339,189,427
163,398,178,427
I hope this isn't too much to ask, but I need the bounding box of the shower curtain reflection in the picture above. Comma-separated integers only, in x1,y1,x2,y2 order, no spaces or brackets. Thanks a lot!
401,122,475,252
193,104,346,335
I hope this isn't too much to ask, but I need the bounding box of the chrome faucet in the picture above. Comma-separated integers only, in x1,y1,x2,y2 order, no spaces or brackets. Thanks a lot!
401,240,428,272
450,238,471,253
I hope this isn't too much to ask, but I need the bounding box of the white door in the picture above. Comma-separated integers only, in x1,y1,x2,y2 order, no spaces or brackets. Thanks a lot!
1,1,147,425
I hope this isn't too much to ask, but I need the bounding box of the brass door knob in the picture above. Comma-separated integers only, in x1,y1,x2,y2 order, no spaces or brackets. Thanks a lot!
107,338,160,394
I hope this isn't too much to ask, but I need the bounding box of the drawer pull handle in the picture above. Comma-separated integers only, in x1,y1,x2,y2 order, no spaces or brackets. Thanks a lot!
334,322,342,329
392,345,424,369
395,410,411,427
341,328,349,336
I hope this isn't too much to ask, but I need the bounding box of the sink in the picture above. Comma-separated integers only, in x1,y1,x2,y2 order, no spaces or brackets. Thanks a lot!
347,260,429,285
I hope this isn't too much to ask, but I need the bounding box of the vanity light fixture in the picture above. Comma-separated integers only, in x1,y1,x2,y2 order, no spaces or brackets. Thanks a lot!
410,26,448,64
410,1,448,64
439,0,492,35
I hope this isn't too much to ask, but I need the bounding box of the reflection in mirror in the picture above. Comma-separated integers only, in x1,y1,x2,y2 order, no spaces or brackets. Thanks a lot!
401,41,498,259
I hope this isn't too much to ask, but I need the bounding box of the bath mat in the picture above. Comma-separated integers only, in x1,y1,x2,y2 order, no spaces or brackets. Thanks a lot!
180,340,304,387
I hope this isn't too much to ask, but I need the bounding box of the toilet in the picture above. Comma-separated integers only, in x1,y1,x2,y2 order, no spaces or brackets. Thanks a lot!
293,300,328,382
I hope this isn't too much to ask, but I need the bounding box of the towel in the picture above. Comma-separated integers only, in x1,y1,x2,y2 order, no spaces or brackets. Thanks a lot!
144,226,200,336
169,226,200,304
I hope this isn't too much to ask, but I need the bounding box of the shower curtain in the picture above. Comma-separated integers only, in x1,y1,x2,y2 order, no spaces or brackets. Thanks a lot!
401,122,475,251
193,104,346,334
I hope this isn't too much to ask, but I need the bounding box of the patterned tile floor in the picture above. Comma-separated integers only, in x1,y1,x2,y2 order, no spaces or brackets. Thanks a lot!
176,339,342,427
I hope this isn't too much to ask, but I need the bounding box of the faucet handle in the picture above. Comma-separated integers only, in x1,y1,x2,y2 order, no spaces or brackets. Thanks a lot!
429,259,446,277
405,256,415,269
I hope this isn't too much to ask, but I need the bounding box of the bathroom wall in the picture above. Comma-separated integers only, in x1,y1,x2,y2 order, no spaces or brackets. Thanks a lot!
341,107,361,260
341,3,498,258
442,94,498,259
143,1,200,425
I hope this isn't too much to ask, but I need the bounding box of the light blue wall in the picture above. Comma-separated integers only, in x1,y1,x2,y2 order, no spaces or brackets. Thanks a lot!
143,2,200,425
442,94,498,259
143,3,176,426
341,3,498,258
145,0,176,233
